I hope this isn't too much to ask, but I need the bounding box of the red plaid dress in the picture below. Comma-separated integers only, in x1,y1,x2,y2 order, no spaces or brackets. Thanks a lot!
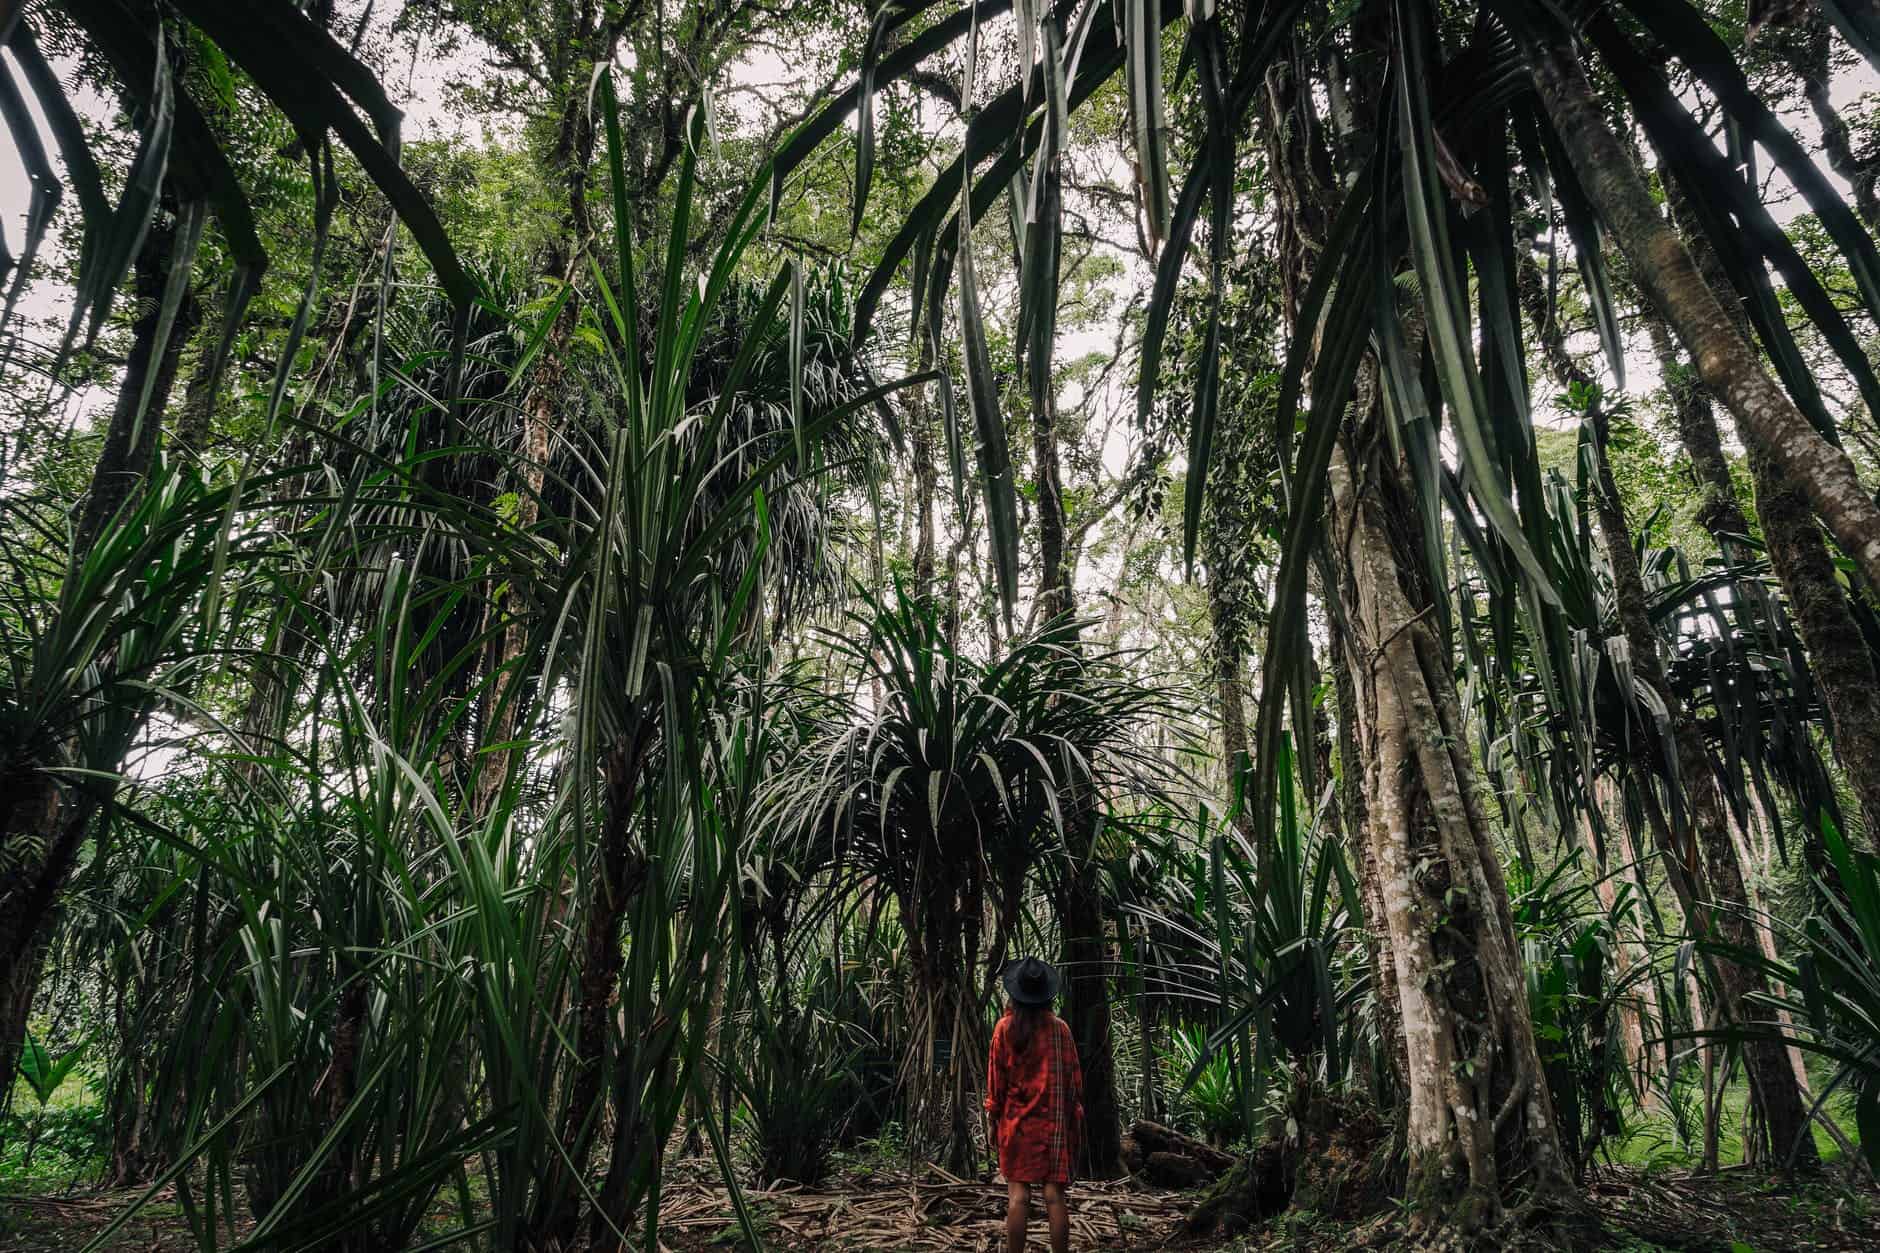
984,1010,1083,1184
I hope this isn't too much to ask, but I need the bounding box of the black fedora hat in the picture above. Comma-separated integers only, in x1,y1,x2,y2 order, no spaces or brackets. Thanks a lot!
1002,957,1060,1008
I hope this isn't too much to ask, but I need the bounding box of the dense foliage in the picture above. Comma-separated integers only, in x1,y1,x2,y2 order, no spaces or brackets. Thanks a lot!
6,1,1880,1249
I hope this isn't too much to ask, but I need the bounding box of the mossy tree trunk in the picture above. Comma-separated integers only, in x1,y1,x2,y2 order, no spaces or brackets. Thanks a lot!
1327,404,1576,1232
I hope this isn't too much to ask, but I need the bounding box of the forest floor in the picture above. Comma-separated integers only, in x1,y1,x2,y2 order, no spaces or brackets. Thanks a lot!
4,1160,1878,1251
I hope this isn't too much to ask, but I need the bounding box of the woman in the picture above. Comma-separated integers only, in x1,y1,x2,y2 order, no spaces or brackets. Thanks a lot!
985,957,1083,1253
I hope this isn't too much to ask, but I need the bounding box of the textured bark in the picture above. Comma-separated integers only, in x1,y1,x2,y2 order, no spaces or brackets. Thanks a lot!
1212,595,1256,841
1578,803,1656,1103
1259,41,1408,1104
1746,440,1880,847
1729,805,1818,1104
171,318,222,457
911,340,939,602
1031,387,1074,622
1320,501,1406,1099
1261,59,1335,327
1331,363,1579,1219
530,721,654,1247
1216,659,1253,798
1640,312,1755,552
1330,432,1575,1231
1520,21,1880,601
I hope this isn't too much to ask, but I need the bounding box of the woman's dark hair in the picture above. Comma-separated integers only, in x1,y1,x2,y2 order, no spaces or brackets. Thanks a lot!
1006,1000,1052,1053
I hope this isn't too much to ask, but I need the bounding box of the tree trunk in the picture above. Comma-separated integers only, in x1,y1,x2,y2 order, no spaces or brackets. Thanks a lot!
1519,19,1880,602
474,292,570,819
477,54,603,816
1133,917,1160,1123
1745,437,1880,848
1328,429,1576,1231
911,342,939,602
1579,818,1647,1083
1581,782,1660,1105
1259,44,1408,1102
1319,517,1407,1100
529,719,654,1246
1031,387,1073,622
1022,383,1118,1173
1639,313,1755,551
1061,816,1122,1178
1201,376,1261,845
0,927,51,1131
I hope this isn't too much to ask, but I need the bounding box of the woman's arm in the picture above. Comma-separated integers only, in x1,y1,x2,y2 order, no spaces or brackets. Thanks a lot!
984,1018,1007,1121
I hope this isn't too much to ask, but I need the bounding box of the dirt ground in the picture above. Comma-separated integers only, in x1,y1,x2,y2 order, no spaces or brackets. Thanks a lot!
657,1165,1187,1250
4,1162,1878,1250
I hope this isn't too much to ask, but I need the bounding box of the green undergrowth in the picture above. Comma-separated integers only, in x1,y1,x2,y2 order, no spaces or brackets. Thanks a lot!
3,1065,106,1188
1601,1071,1861,1172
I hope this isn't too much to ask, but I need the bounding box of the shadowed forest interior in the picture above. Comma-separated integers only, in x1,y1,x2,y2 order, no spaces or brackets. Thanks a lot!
9,1,1880,1249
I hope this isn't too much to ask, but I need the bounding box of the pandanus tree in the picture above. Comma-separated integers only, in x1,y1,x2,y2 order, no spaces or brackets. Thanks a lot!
0,465,260,1121
1463,448,1855,1156
0,0,477,1118
2,38,908,1243
1468,457,1846,864
777,0,1880,1230
495,86,919,1249
757,585,1188,1172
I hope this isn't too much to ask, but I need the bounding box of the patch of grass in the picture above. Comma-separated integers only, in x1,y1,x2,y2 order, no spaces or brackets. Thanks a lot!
2,1068,106,1188
1603,1070,1860,1171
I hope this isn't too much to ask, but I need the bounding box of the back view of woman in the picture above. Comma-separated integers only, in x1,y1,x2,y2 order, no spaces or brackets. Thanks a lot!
986,957,1083,1253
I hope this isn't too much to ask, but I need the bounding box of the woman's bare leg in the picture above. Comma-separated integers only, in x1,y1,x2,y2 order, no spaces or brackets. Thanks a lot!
1005,1181,1030,1252
1043,1182,1069,1253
